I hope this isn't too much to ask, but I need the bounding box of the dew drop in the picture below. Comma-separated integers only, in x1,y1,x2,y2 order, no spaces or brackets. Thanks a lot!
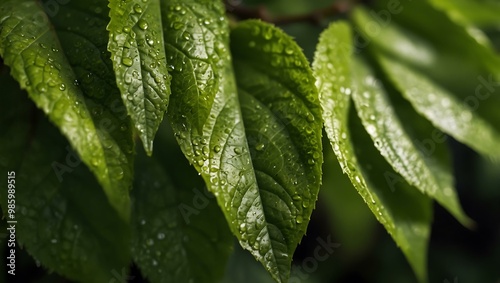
255,143,265,151
263,29,273,40
138,19,148,30
182,31,191,40
123,26,131,33
285,47,294,55
133,4,143,13
239,223,246,232
36,83,47,93
59,83,66,91
296,215,303,224
122,57,133,67
213,145,221,153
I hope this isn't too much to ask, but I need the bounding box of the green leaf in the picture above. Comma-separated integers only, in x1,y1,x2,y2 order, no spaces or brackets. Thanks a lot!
313,22,432,282
351,58,472,227
0,0,134,220
167,11,322,281
0,81,130,282
231,20,323,282
131,127,232,283
377,54,500,161
428,0,500,28
107,0,171,155
163,0,226,134
352,4,500,135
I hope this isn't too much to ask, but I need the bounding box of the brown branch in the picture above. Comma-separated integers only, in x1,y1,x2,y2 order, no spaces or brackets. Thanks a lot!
225,0,354,26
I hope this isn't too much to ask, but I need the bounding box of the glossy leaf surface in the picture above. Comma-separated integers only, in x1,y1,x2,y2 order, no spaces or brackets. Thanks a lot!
0,0,134,220
108,0,171,155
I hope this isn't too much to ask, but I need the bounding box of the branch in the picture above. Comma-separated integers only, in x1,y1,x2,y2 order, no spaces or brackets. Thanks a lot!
225,0,354,26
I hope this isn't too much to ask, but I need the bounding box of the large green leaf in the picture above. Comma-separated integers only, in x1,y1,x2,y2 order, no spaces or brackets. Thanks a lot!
0,73,130,283
351,58,471,227
167,9,322,280
377,55,500,161
0,0,134,220
107,0,171,155
231,20,323,282
313,22,432,282
131,125,232,283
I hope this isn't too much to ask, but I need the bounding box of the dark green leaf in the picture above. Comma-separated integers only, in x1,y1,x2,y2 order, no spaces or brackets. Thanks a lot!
313,22,432,282
0,74,130,283
231,20,323,282
351,58,471,227
131,127,232,283
108,0,171,155
0,0,134,220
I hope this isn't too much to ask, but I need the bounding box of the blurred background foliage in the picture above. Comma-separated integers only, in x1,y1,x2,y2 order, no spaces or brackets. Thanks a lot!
2,0,500,282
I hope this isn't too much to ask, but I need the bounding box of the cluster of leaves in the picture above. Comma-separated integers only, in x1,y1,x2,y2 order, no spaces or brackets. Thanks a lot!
0,0,499,282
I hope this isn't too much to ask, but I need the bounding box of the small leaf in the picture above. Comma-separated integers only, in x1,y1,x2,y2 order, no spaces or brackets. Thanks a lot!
0,84,130,282
231,20,323,282
351,58,472,227
313,22,432,282
0,0,134,220
108,0,171,155
132,140,232,283
377,55,500,161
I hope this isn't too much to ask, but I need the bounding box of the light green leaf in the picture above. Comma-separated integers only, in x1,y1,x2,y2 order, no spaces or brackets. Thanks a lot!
352,5,500,135
231,20,323,282
351,58,472,227
0,79,130,282
163,0,226,134
313,22,432,282
131,126,232,283
107,0,171,155
429,0,500,28
0,0,134,220
378,55,500,161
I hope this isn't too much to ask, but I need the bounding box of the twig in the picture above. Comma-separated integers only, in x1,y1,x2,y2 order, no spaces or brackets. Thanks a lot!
225,0,354,26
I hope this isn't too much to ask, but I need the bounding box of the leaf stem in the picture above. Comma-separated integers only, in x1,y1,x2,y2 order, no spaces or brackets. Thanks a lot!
225,0,355,26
